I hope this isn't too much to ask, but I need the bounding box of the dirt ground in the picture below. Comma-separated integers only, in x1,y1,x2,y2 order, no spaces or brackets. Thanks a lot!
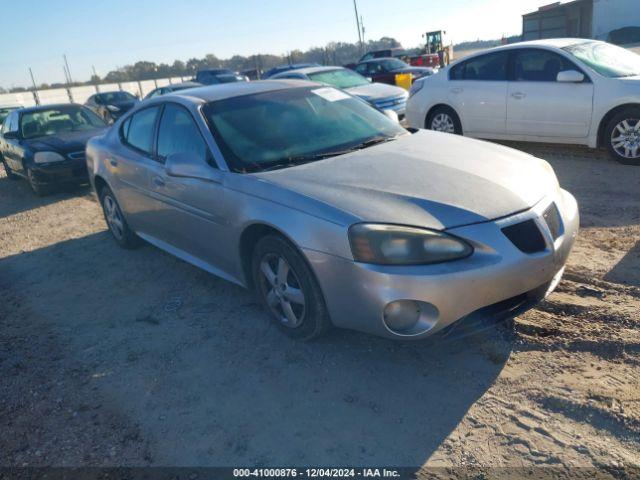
0,142,638,474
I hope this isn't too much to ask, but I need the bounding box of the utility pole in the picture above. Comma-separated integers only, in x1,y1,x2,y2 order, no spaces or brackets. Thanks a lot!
28,67,40,105
92,65,100,93
63,54,73,83
352,0,363,56
360,15,366,48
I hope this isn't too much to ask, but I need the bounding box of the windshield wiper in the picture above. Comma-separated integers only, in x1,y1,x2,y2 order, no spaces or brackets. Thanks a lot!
253,135,401,172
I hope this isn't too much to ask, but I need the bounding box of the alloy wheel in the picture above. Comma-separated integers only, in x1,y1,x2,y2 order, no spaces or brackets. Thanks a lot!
103,194,125,240
611,118,640,159
259,253,306,328
431,113,455,133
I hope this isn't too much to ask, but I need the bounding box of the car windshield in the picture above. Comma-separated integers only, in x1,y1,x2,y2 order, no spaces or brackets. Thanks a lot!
96,92,136,103
202,86,406,172
563,41,640,78
307,69,370,89
381,58,409,71
0,108,15,124
20,105,105,139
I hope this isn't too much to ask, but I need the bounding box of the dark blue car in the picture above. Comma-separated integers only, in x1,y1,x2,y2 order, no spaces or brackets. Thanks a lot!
0,104,107,195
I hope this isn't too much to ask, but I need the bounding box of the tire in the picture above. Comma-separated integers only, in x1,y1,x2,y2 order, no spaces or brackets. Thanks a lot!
1,156,17,180
426,106,462,135
103,110,113,124
99,185,140,248
26,167,52,196
252,234,331,340
605,108,640,165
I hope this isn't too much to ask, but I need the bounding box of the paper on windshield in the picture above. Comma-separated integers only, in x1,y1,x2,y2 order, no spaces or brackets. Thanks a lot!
311,87,350,102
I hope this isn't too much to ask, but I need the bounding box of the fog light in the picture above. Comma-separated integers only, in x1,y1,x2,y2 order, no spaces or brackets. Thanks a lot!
383,300,421,333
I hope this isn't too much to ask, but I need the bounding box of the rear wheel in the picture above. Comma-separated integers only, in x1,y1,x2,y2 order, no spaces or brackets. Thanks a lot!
99,185,140,248
1,157,17,180
427,106,462,135
252,235,330,340
605,108,640,165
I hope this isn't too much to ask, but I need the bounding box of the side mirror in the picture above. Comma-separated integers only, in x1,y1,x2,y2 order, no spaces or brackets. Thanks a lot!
382,109,399,123
557,70,585,83
165,152,220,182
3,131,19,140
366,77,373,83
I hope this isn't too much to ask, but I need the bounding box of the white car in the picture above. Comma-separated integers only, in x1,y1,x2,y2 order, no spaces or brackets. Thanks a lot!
406,38,640,165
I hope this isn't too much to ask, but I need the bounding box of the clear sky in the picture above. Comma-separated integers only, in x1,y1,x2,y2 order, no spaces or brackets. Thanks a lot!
0,0,546,88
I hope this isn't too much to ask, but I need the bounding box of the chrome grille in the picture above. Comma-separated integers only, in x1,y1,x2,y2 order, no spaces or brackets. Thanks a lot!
67,151,85,160
373,94,407,111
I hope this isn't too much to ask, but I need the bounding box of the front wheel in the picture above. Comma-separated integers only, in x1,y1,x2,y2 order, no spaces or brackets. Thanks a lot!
427,106,462,135
26,168,52,196
605,108,640,165
252,235,330,340
99,186,140,248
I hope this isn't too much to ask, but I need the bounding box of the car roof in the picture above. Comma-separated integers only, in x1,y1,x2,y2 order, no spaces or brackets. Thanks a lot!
199,68,232,73
167,81,202,90
361,57,403,63
447,38,597,67
272,66,345,77
15,103,86,114
166,80,319,103
95,90,130,95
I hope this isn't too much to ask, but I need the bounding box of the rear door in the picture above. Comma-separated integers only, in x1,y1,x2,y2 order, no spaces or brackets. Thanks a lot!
447,51,509,135
110,105,162,234
506,48,594,138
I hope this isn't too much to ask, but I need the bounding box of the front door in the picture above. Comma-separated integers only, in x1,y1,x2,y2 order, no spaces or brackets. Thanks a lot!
506,48,594,138
146,103,232,275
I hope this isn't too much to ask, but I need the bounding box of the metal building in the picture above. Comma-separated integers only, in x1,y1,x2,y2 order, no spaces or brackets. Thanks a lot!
522,0,640,42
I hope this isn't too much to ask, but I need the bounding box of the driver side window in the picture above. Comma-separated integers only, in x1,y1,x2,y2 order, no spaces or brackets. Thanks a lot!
156,104,209,164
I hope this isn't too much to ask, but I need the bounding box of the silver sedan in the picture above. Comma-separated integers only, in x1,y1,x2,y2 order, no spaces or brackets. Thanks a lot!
86,80,579,340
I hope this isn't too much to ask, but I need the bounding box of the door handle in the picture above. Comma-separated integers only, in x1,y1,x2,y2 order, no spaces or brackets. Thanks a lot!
153,176,165,187
450,87,463,94
510,92,526,100
108,158,118,167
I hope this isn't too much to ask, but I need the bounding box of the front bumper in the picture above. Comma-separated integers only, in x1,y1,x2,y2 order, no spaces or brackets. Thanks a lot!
29,158,88,186
304,189,579,339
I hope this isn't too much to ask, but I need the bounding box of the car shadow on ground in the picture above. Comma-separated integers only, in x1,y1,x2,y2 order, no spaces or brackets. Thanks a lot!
604,240,640,287
0,170,91,219
1,231,513,466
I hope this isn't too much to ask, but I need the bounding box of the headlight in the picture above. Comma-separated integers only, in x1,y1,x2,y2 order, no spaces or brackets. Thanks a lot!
33,151,65,164
349,223,473,265
409,79,425,98
106,105,120,112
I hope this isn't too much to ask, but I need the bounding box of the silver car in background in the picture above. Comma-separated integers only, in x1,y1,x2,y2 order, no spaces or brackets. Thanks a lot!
86,80,579,340
270,66,409,119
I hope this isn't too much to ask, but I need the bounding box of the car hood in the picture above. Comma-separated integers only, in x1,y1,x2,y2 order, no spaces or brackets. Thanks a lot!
24,128,108,154
254,131,558,230
345,82,407,101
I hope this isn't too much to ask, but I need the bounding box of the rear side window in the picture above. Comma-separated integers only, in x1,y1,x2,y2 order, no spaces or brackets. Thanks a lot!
122,106,160,154
449,51,508,81
513,49,580,82
156,104,208,163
